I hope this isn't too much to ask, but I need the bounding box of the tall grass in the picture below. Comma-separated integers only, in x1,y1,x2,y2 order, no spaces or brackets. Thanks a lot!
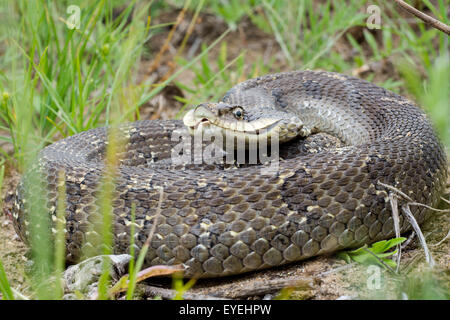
0,0,230,300
397,55,449,149
0,0,154,299
175,41,270,113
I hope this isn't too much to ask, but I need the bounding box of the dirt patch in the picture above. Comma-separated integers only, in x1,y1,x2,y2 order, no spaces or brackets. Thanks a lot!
0,212,29,294
139,8,283,119
0,170,30,296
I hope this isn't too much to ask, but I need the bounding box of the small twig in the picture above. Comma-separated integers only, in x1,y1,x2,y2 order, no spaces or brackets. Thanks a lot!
389,193,401,239
440,196,450,205
401,231,416,250
336,295,355,300
143,285,230,300
377,181,449,264
318,262,357,277
147,5,188,74
430,229,450,247
377,181,413,202
402,204,435,268
109,265,184,296
225,277,313,299
388,192,402,272
401,251,423,274
150,94,165,120
183,276,315,299
394,0,450,35
11,287,30,300
408,202,450,213
362,248,398,274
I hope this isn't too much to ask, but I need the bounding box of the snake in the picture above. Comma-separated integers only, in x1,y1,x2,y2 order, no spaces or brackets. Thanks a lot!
10,70,447,278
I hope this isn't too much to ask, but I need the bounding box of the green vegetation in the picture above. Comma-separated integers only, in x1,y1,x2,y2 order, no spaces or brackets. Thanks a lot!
338,237,407,270
0,257,14,300
0,0,448,300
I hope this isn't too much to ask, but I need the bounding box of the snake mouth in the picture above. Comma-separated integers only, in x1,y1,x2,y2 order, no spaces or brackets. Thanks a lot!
185,118,211,135
183,108,281,137
182,103,305,147
193,118,210,130
184,109,208,132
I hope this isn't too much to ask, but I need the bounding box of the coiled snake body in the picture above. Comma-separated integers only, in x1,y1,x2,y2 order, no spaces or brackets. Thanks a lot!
11,71,447,277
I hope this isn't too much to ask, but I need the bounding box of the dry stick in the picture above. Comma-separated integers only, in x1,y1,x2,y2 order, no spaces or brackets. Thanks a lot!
147,5,188,74
11,287,30,300
143,285,230,300
407,202,450,213
109,264,184,296
401,251,423,274
205,277,314,299
157,4,200,83
377,183,450,214
401,231,416,250
146,276,315,300
318,262,357,277
378,182,447,269
388,192,402,272
401,204,435,268
378,181,413,202
431,229,450,247
362,247,397,274
393,0,450,35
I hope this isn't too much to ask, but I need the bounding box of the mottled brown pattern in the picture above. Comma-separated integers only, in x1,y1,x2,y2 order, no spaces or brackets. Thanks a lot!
11,71,447,277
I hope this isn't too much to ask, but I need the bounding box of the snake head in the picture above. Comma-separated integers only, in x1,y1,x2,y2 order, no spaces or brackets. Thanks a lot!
183,102,306,149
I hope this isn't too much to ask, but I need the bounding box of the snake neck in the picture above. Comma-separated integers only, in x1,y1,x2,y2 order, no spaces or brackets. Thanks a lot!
292,99,371,146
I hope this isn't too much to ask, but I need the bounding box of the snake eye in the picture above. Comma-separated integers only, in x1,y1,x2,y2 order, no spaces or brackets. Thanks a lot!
233,107,244,120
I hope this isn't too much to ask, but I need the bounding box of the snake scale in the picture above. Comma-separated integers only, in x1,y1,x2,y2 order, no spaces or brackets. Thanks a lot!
10,70,447,278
